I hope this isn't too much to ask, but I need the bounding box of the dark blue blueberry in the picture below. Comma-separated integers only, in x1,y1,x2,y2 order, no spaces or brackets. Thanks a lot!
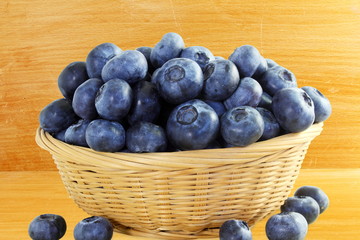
271,88,315,133
220,106,264,147
39,98,78,134
58,61,89,100
155,58,204,104
228,45,263,78
86,43,122,79
64,119,91,147
72,78,103,120
150,67,163,85
127,81,161,125
85,119,125,152
202,59,240,101
252,55,268,80
74,216,113,240
136,46,155,74
204,100,227,117
166,99,219,150
258,65,297,96
219,219,252,240
101,50,148,84
281,196,320,224
256,107,280,141
205,139,223,149
155,100,176,128
126,121,167,153
53,129,66,142
258,91,273,110
180,46,215,70
224,77,263,110
150,32,185,68
28,214,66,240
294,186,329,214
266,58,279,69
301,86,332,123
95,79,133,121
265,212,308,240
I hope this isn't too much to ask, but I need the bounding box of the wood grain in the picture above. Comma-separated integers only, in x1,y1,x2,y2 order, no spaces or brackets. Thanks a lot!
1,0,360,170
0,169,359,239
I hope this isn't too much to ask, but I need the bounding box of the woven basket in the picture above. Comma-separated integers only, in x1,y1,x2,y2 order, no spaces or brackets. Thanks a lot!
35,122,323,239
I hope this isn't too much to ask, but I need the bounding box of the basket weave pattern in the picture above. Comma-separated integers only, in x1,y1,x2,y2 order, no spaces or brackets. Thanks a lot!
36,122,323,239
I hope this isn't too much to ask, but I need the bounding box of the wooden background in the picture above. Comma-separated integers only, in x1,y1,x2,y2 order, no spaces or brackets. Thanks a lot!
1,0,360,170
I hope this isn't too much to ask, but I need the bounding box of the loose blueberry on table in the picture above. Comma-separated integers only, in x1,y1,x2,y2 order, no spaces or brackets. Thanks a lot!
294,185,329,214
265,212,308,240
28,214,67,240
73,216,113,240
281,196,320,224
219,219,252,240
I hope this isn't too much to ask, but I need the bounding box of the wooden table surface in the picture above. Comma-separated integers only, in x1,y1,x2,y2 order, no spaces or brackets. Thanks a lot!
1,0,360,170
1,169,359,240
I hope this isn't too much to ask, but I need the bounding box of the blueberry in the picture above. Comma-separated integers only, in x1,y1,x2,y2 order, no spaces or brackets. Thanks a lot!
257,91,273,110
252,55,268,80
127,81,161,125
150,32,185,68
53,129,66,142
39,98,78,134
74,216,113,240
95,78,133,121
126,121,167,153
28,214,66,240
258,65,297,96
202,59,240,101
294,186,329,214
281,196,320,224
219,219,252,240
204,100,227,117
101,50,148,84
266,58,279,69
85,119,125,152
205,139,223,149
301,86,332,123
271,88,315,133
180,46,215,70
256,107,280,141
265,212,308,240
72,78,103,120
58,61,89,100
155,58,204,104
166,99,219,150
224,77,263,110
86,43,122,79
64,119,91,147
136,46,155,74
150,66,163,85
220,106,264,147
228,45,263,78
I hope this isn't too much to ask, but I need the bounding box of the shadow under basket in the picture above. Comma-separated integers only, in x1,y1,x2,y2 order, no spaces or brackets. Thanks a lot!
35,122,323,239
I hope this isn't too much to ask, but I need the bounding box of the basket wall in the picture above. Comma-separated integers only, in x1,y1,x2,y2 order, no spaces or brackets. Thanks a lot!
35,122,323,239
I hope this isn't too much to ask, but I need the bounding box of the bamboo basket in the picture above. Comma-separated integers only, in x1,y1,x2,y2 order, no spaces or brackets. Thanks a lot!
35,122,323,239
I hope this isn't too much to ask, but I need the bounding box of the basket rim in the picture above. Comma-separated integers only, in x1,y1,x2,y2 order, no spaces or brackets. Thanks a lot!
35,122,323,169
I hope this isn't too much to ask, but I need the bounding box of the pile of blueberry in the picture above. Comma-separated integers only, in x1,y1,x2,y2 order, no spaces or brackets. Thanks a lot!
28,215,113,240
219,185,329,240
39,32,332,153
